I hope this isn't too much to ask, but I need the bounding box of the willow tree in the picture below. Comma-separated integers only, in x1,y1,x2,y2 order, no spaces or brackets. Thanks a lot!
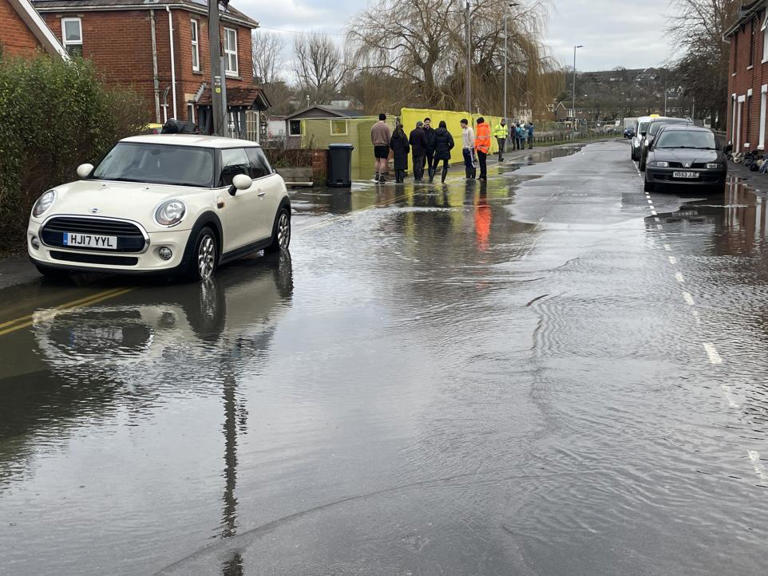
346,0,560,119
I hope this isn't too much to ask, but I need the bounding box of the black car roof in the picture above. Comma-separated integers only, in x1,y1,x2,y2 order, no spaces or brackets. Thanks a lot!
656,124,712,133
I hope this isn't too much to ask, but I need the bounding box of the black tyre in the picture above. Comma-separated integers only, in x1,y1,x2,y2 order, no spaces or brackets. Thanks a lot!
265,208,291,253
643,177,654,193
35,263,70,282
184,226,218,281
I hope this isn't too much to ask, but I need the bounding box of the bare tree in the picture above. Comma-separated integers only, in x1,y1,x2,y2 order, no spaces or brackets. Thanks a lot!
293,33,346,104
347,0,460,108
668,0,739,129
252,30,285,84
346,0,558,117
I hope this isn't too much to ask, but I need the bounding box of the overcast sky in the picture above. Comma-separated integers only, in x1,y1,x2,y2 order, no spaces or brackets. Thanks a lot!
238,0,679,73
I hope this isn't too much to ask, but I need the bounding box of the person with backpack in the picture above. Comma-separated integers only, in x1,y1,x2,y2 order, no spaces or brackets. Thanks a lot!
527,122,535,149
389,122,410,184
432,120,455,183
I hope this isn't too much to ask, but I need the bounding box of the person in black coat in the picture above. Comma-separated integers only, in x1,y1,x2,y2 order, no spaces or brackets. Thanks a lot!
423,117,437,181
432,120,455,183
390,123,410,183
409,121,428,182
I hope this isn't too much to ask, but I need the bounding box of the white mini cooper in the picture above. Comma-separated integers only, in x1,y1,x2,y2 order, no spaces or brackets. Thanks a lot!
27,134,291,281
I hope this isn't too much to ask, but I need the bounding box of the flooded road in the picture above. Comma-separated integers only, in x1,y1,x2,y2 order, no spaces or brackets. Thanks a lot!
2,142,768,575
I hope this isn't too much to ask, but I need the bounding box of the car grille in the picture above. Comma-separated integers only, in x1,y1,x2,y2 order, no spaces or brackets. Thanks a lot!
666,162,713,169
41,217,146,253
50,251,139,266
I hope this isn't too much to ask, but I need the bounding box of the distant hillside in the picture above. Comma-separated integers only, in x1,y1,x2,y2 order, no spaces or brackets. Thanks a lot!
558,67,690,122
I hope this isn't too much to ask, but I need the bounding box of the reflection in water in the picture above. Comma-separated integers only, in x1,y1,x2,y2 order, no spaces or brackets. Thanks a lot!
475,182,491,252
645,178,768,257
0,253,294,493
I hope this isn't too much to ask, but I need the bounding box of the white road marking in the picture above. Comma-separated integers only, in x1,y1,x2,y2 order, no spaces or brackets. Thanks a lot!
647,199,653,204
654,217,661,223
748,451,768,482
651,210,658,216
692,309,702,326
657,225,664,231
664,244,672,252
682,291,695,306
703,343,723,365
675,272,685,284
668,256,677,265
721,384,740,409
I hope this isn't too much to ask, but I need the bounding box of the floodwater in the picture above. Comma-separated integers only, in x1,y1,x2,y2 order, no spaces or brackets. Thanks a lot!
2,142,768,575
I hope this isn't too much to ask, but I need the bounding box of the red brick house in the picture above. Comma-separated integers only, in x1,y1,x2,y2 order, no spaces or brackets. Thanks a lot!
1,0,68,59
724,0,768,153
32,0,269,134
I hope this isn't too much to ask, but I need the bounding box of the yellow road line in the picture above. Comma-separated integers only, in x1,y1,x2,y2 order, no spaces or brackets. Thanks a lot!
0,287,132,337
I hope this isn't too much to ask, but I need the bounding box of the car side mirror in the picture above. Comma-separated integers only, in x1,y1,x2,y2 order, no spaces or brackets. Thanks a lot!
230,173,253,196
77,163,94,179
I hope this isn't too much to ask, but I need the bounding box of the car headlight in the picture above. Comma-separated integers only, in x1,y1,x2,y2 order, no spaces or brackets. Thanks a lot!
32,189,56,218
650,161,669,167
706,163,721,169
155,200,186,227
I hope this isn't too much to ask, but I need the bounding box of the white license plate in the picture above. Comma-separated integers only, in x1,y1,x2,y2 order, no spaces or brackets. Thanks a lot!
63,232,118,249
673,171,699,179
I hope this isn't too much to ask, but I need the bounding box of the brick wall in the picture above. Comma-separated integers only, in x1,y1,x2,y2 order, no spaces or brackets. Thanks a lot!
42,8,255,124
728,11,768,151
0,0,44,57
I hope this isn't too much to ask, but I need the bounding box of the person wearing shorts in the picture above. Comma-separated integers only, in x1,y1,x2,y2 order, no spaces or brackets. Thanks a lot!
371,113,392,183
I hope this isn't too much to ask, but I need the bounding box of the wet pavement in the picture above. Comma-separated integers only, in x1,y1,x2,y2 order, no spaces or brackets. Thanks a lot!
2,141,768,575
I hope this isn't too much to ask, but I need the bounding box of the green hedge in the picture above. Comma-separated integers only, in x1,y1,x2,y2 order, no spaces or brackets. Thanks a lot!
0,53,146,249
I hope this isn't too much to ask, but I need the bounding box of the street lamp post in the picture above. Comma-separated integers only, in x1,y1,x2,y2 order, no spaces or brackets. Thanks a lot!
572,44,583,127
503,3,519,125
466,1,471,114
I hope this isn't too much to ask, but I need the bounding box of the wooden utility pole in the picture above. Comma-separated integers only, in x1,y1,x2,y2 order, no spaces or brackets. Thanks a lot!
208,0,226,136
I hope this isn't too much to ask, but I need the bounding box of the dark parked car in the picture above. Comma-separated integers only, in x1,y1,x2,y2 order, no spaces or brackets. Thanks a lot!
644,125,726,192
639,117,692,171
624,127,635,139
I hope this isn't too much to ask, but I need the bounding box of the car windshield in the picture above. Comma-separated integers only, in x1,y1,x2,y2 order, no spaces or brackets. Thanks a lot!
93,142,215,187
638,121,650,134
655,130,717,150
650,119,688,136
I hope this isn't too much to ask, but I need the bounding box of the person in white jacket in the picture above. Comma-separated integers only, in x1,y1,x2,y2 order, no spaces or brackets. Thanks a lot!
460,118,476,179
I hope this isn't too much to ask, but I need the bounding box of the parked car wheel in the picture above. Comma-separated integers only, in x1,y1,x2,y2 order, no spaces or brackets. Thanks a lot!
266,208,291,253
184,226,218,281
643,177,654,193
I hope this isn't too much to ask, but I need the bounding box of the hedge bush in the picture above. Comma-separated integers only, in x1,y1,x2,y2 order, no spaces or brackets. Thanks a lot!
0,53,146,250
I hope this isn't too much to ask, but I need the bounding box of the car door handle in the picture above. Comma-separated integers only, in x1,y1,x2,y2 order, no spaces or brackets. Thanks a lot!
257,189,266,197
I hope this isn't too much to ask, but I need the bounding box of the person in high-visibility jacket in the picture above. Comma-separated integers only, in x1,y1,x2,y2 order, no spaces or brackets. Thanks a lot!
492,119,508,162
474,117,491,181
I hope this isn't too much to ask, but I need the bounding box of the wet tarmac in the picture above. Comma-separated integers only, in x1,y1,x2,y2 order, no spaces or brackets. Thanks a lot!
3,142,768,575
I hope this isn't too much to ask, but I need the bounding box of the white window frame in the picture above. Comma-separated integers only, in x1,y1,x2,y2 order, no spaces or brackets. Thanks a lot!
330,119,348,136
760,85,767,150
763,13,768,62
224,27,238,77
190,19,200,72
61,17,82,56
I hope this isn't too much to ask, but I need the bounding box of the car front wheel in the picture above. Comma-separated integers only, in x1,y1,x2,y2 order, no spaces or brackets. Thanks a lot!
643,176,654,193
184,226,218,281
266,208,291,253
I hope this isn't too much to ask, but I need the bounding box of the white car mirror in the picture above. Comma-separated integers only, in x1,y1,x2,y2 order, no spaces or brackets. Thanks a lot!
231,174,253,195
77,163,94,179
